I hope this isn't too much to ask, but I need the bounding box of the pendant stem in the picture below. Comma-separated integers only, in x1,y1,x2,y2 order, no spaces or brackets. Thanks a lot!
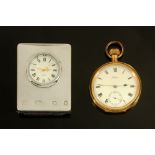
112,55,118,62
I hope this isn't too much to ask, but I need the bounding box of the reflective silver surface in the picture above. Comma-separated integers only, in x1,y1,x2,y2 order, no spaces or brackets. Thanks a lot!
17,43,71,113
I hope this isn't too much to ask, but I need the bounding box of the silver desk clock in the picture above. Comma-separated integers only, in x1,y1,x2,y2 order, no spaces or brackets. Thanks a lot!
17,43,71,115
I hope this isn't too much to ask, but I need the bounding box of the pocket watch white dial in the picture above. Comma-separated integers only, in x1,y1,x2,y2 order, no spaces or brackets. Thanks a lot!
90,41,142,113
27,53,61,88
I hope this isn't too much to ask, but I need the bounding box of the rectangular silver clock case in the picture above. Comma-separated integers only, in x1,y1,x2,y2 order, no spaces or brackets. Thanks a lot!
17,43,71,115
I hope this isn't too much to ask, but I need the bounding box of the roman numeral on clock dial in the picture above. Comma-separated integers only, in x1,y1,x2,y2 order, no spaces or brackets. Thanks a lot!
32,73,36,77
43,57,46,61
96,85,100,88
113,67,117,72
98,93,103,97
36,77,40,81
28,53,60,87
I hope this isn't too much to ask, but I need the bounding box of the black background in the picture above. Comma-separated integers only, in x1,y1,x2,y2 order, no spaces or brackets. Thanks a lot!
1,27,155,129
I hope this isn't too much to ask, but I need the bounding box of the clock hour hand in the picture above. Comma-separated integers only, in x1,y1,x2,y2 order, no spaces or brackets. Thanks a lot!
114,84,128,87
37,67,50,72
97,84,128,88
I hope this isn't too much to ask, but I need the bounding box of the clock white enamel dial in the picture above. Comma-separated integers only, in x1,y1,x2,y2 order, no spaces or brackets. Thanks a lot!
27,53,61,88
90,41,142,113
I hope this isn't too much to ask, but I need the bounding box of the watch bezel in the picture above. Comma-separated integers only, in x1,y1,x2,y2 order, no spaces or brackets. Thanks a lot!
90,62,142,113
26,52,61,88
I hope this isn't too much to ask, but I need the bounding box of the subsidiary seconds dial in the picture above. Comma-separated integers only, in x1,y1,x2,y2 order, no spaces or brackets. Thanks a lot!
27,53,61,87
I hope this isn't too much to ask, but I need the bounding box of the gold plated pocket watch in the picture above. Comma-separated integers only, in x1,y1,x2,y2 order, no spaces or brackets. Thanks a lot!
90,41,142,113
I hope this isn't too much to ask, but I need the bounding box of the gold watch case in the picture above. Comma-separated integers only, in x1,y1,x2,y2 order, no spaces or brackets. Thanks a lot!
89,41,142,113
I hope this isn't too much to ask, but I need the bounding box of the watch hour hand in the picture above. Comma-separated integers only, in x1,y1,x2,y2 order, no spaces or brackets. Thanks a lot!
97,84,128,88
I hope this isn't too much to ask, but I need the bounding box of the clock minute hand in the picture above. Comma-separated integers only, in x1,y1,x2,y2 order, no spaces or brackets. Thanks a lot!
98,84,116,87
112,84,128,88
